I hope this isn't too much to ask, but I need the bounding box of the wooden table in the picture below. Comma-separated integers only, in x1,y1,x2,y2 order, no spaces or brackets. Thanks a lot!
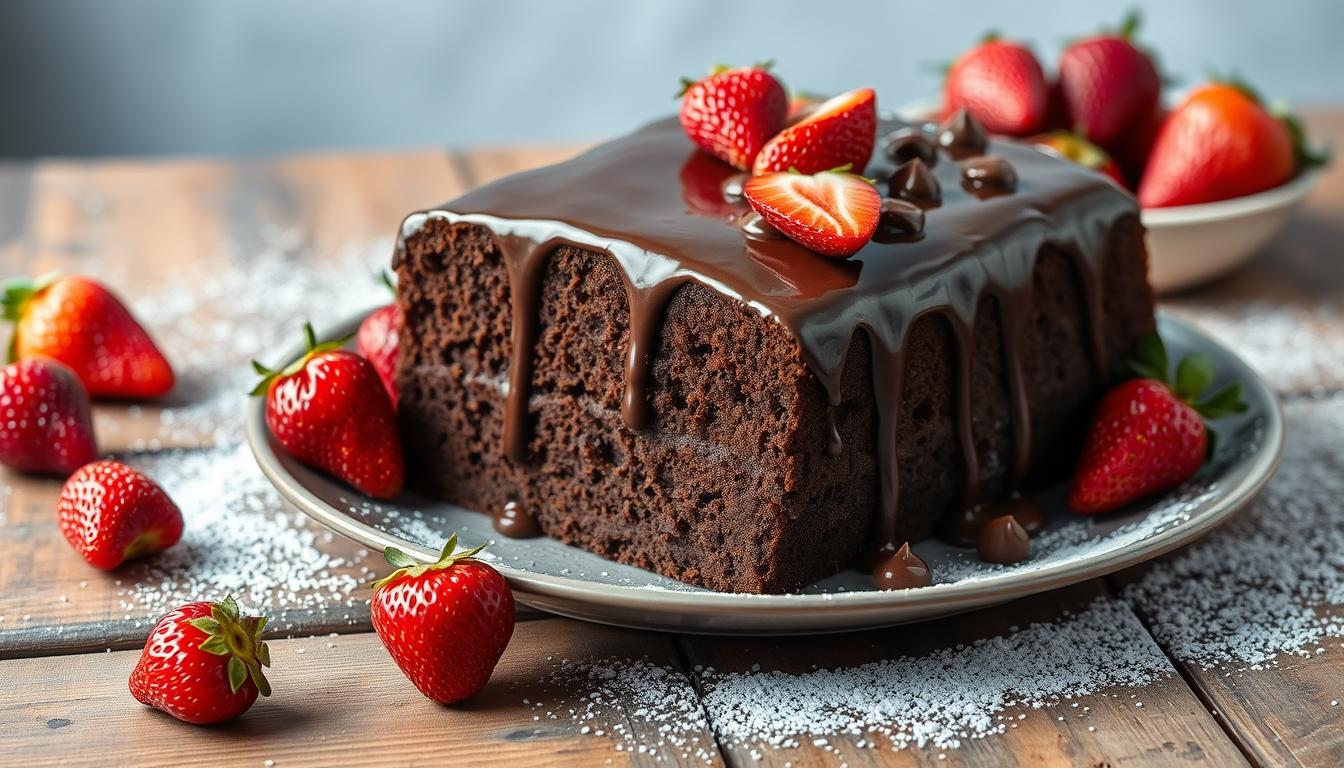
1,115,1342,767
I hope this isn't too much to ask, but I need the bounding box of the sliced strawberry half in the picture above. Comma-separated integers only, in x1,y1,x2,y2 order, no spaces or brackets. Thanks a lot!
752,88,877,176
743,170,881,258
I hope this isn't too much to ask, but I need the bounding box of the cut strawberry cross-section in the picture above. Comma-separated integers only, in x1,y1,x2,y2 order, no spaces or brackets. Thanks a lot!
743,170,881,258
753,87,877,176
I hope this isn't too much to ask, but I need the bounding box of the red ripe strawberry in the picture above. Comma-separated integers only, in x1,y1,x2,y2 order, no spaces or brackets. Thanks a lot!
130,597,272,724
942,36,1049,137
356,273,402,410
679,149,740,220
2,274,174,399
0,359,97,475
678,64,788,171
1057,11,1161,149
743,170,881,258
753,88,877,176
1029,131,1127,187
1069,332,1247,515
1138,82,1314,208
58,460,183,569
371,534,515,704
252,323,403,499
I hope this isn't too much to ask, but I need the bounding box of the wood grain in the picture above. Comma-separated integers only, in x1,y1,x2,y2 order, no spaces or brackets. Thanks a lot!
0,618,724,768
455,144,589,188
682,582,1247,767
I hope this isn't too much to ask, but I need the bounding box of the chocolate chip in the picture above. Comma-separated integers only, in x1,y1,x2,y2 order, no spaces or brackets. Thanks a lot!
977,514,1031,564
872,542,933,590
936,108,988,156
887,158,941,205
961,155,1018,193
883,128,937,166
876,198,925,238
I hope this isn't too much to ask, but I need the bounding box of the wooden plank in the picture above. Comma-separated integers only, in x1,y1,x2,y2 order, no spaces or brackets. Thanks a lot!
0,619,723,767
681,582,1247,767
456,144,589,187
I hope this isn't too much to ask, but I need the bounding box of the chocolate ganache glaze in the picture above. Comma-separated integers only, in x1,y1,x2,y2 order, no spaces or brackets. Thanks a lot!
394,115,1136,577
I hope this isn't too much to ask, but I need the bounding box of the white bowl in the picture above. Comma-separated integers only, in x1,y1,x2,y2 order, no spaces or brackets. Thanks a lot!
1141,169,1322,293
894,100,1323,294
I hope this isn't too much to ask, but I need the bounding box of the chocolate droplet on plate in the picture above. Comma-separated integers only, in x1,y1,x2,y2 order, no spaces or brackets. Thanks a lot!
937,108,988,156
721,173,748,202
493,500,542,538
962,155,1018,192
883,128,938,166
939,504,989,548
888,158,941,205
873,542,933,590
996,494,1046,536
977,514,1031,564
739,211,782,239
876,198,925,238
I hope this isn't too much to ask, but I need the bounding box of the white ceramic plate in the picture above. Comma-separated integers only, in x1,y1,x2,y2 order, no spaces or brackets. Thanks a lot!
247,311,1282,635
895,101,1324,294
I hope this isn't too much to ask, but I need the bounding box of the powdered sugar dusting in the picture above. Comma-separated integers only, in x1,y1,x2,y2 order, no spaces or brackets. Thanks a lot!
115,444,370,625
1167,302,1344,395
1127,393,1344,669
541,599,1169,754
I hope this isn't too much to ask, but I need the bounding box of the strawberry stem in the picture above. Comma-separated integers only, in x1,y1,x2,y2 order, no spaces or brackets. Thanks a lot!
379,270,398,295
249,322,353,397
187,595,272,697
371,533,487,591
1118,330,1247,419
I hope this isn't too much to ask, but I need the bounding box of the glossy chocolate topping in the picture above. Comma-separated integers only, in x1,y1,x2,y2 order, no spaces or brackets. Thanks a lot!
977,514,1032,564
962,155,1019,192
883,128,938,166
396,115,1135,573
876,198,925,238
872,542,933,590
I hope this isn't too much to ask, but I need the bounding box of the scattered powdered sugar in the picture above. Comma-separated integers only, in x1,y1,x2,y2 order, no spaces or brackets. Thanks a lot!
1167,302,1344,395
540,599,1169,755
114,444,370,626
1126,393,1344,669
532,656,717,762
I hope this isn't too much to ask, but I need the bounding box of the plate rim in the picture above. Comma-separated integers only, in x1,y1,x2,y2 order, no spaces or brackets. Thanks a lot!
247,310,1283,630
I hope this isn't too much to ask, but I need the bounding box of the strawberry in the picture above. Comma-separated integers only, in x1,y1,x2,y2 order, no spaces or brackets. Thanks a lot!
252,323,403,499
743,170,881,258
356,273,402,410
1069,332,1247,515
130,597,272,724
58,460,183,569
753,88,877,176
2,274,174,399
1056,11,1161,149
371,534,515,704
1028,131,1127,187
678,64,788,171
942,36,1049,137
1114,106,1167,188
0,359,97,475
1138,81,1320,208
679,149,741,219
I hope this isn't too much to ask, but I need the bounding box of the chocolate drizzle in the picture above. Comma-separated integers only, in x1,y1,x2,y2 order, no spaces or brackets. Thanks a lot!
397,116,1136,575
493,499,542,538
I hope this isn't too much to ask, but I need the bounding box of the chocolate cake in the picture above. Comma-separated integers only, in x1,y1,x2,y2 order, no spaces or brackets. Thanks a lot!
390,115,1155,594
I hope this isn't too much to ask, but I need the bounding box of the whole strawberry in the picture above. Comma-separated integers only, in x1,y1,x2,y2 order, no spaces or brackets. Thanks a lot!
1056,11,1161,149
2,274,174,399
0,359,97,475
356,273,402,410
253,323,403,498
678,64,788,171
130,597,272,724
1138,81,1317,208
371,534,515,704
743,169,881,258
753,87,877,176
1069,333,1246,515
58,460,183,569
943,36,1049,137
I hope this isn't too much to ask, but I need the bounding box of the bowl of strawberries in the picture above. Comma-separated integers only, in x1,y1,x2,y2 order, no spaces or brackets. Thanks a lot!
906,12,1329,293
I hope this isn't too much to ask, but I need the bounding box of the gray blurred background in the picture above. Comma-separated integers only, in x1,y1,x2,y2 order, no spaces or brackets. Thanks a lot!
0,0,1339,158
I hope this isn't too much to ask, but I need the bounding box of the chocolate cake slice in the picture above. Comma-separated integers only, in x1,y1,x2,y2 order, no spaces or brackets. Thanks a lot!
390,116,1154,594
